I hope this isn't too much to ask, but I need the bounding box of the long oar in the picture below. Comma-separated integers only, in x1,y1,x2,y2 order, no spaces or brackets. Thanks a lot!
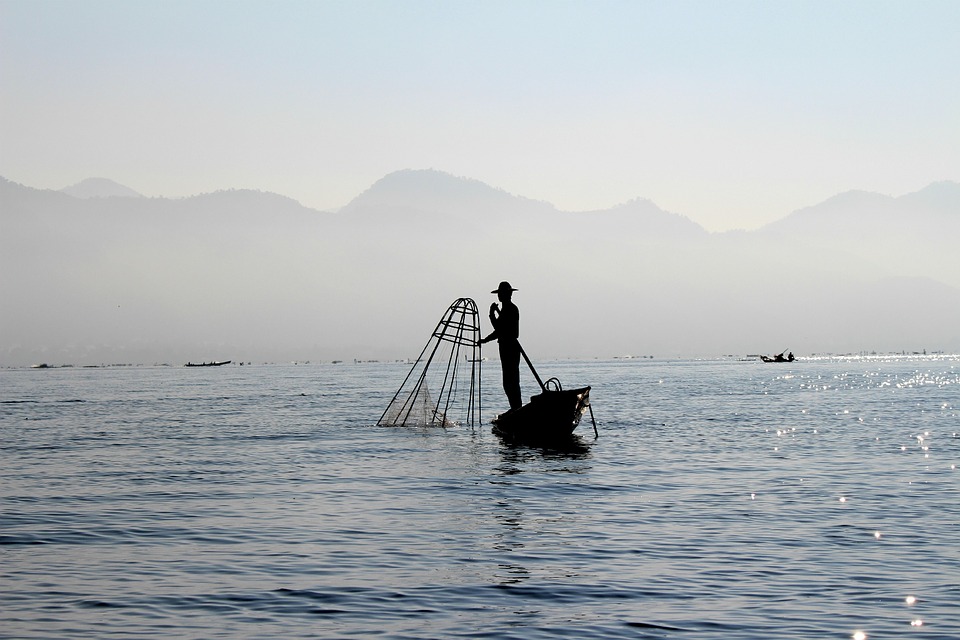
517,342,546,392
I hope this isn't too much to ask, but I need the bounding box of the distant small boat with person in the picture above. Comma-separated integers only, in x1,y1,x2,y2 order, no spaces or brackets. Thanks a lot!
184,360,232,367
761,351,795,363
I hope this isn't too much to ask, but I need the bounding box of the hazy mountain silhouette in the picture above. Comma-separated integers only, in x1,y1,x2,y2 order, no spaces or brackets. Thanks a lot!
1,173,957,365
342,169,532,216
757,182,960,290
341,169,707,239
760,182,960,240
61,177,143,199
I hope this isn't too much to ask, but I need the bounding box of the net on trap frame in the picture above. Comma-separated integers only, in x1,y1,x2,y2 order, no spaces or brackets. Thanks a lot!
377,298,482,428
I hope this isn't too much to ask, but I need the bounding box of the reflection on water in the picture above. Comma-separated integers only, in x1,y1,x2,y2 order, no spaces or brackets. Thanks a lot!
1,358,959,639
493,500,529,586
491,436,594,590
497,434,594,465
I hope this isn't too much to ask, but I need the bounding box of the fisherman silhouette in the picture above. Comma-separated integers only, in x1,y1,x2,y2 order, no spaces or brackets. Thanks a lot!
479,281,522,411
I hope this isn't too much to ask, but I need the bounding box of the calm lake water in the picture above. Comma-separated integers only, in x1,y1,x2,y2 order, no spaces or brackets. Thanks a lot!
2,357,958,639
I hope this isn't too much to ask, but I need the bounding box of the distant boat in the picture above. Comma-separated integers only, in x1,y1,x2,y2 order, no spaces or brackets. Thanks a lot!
184,360,232,367
760,351,795,363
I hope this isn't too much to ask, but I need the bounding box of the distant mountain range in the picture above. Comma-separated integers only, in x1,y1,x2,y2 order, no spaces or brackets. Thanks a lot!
8,170,957,240
1,171,957,365
760,181,960,239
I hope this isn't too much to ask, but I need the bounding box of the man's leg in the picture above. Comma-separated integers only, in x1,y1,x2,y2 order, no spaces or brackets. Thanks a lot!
501,347,522,410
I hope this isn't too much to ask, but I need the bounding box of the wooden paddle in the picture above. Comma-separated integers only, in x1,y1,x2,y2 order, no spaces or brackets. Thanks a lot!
517,342,546,392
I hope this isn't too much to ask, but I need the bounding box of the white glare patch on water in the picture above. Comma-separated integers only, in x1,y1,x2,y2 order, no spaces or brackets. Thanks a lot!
853,631,867,640
906,596,917,605
911,619,924,626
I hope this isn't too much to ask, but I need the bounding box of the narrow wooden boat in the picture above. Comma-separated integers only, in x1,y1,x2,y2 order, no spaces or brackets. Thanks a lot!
184,360,232,367
760,355,795,363
492,385,593,442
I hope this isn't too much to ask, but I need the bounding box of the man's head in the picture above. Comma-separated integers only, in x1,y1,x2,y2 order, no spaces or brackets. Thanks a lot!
492,281,517,302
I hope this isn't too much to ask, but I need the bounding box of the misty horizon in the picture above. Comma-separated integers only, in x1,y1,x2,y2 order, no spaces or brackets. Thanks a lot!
3,170,958,367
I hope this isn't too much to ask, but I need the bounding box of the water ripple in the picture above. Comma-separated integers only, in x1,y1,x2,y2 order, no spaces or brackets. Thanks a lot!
2,359,959,638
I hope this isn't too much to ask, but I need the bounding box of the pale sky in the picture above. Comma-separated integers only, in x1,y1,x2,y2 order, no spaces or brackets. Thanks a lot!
1,0,957,231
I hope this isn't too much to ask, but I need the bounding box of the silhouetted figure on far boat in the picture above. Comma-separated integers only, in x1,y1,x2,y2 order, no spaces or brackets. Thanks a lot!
761,350,796,363
479,281,522,411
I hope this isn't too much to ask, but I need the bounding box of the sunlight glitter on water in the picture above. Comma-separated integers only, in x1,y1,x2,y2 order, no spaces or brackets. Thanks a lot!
3,357,959,639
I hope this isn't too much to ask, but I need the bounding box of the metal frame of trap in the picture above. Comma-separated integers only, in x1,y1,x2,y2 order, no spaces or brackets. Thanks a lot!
377,298,482,428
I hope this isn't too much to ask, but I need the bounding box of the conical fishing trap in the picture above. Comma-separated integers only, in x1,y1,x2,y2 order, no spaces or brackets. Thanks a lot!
377,298,482,427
